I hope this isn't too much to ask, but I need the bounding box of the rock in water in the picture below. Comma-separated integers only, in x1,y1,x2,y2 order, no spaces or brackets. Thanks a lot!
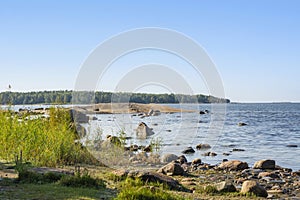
215,180,236,192
238,122,247,126
253,159,275,170
136,122,155,139
158,162,184,176
196,143,211,150
161,154,178,163
218,160,249,171
182,147,195,154
241,180,268,197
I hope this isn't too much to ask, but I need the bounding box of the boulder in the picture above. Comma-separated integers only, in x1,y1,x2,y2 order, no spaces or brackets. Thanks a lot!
70,109,89,123
161,154,178,163
253,159,275,170
240,180,268,197
182,147,195,154
258,172,280,179
136,122,155,139
215,180,236,192
177,155,188,164
157,162,184,176
192,158,202,165
128,171,180,190
218,160,249,171
196,143,211,150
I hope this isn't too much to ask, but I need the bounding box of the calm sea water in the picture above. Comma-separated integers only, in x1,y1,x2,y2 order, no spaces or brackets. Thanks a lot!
85,103,300,170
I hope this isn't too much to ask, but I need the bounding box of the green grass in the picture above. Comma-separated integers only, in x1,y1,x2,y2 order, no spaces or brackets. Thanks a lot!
113,178,186,200
0,108,97,167
0,182,113,200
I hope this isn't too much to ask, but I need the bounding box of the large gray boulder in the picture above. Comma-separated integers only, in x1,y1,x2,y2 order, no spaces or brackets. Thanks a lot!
161,154,178,163
157,162,184,176
253,159,275,170
241,180,268,197
215,180,236,192
218,160,249,171
136,122,155,139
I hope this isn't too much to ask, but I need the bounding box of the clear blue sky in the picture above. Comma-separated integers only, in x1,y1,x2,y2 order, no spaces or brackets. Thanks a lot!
0,0,299,102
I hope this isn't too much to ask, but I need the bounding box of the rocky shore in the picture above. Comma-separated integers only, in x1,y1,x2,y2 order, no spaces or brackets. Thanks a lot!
112,153,300,199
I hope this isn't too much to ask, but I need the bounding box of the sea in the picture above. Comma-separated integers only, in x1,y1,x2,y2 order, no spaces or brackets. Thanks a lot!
84,103,300,170
4,103,300,170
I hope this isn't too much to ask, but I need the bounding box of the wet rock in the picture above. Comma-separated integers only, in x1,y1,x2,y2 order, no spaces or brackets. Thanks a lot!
161,154,178,163
286,144,298,148
182,147,195,154
157,162,184,176
199,111,206,114
177,155,188,164
218,160,249,171
203,152,217,156
192,158,202,165
215,180,237,192
240,180,268,197
254,159,276,170
223,153,231,156
232,148,245,152
238,122,247,126
136,122,155,139
196,143,211,150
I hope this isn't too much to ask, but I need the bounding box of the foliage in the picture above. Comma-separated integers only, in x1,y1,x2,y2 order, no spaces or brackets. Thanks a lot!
59,169,105,189
0,108,97,166
0,90,230,105
114,178,185,200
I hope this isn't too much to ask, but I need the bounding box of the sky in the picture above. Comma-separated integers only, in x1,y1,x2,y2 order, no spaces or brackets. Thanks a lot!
0,0,299,102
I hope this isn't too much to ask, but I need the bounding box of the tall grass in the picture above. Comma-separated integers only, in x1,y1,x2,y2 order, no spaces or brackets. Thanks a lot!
0,108,95,167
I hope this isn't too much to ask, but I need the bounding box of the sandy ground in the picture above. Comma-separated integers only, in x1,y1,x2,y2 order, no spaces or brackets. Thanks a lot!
76,103,196,114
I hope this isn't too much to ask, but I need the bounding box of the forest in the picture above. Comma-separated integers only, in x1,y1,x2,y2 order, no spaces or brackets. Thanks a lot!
0,90,230,105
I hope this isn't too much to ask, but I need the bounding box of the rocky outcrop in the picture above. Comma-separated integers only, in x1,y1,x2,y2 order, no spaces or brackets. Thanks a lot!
241,180,268,197
136,122,155,139
253,159,275,170
218,160,249,171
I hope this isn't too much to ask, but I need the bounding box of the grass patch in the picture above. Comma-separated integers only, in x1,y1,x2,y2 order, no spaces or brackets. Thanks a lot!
0,108,97,167
114,178,186,200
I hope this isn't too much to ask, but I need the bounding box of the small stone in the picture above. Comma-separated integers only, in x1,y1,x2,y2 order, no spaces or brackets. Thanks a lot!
286,144,298,148
241,180,268,197
238,122,247,126
232,148,245,152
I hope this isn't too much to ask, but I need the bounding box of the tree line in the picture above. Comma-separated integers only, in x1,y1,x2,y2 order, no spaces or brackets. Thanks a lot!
0,90,230,105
